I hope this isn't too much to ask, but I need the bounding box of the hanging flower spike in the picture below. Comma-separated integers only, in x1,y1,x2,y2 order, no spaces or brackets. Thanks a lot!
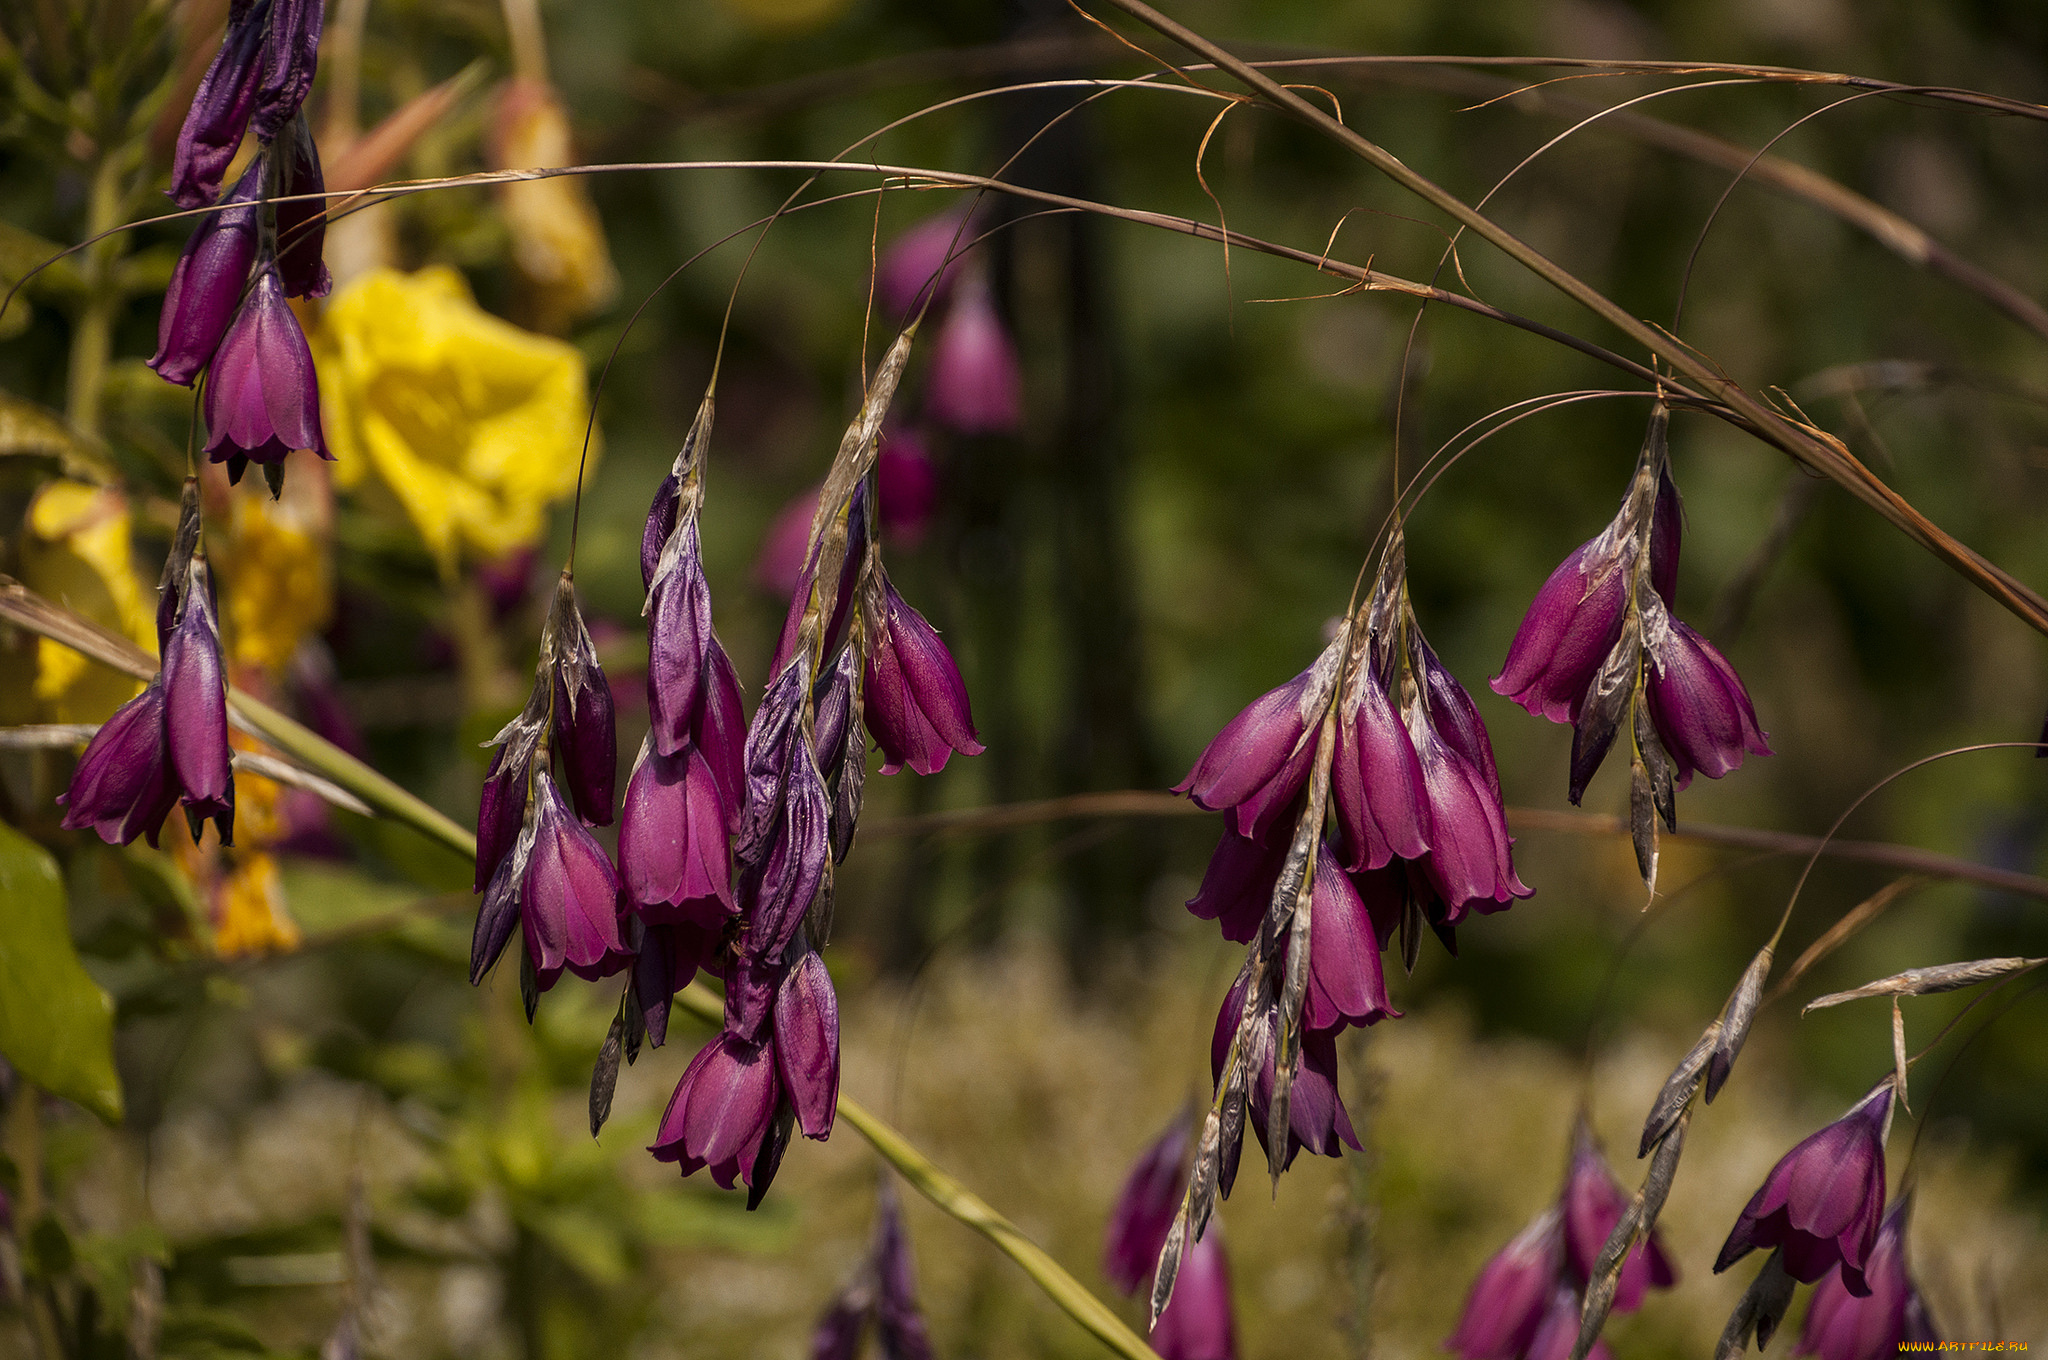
1445,1209,1565,1360
924,270,1022,435
151,158,263,386
202,265,330,481
861,569,983,776
1560,1120,1677,1313
518,772,626,991
1794,1197,1938,1360
1715,1081,1894,1293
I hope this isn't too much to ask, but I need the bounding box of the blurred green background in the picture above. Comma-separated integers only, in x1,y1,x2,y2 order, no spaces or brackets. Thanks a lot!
2,0,2047,1354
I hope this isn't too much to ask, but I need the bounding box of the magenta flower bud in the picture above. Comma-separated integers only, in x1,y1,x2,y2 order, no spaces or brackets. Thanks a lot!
58,679,180,848
924,274,1021,435
202,265,330,474
169,2,270,208
1303,843,1400,1033
1175,640,1339,841
1151,1231,1238,1360
548,589,617,827
1645,618,1771,787
162,565,235,843
773,949,839,1140
862,574,983,776
878,207,974,318
647,515,712,758
1715,1082,1893,1293
474,746,527,894
519,773,626,990
1444,1208,1564,1360
150,160,262,386
1560,1122,1676,1313
273,117,331,300
650,1029,782,1190
619,735,734,919
1794,1198,1938,1360
1524,1286,1613,1360
737,662,807,865
1103,1118,1191,1295
873,1181,934,1360
1332,658,1431,873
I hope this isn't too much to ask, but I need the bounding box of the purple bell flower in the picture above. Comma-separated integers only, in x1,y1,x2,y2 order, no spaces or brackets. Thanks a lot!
924,273,1021,435
1331,652,1431,873
772,948,839,1140
517,773,627,989
1103,1118,1191,1296
1403,635,1529,920
1445,1209,1565,1360
1715,1082,1894,1293
861,572,983,776
474,745,528,894
202,265,330,474
1175,637,1339,842
1560,1121,1677,1313
162,559,235,842
650,1029,783,1191
1794,1198,1938,1360
1645,617,1771,787
619,735,735,920
150,159,262,386
58,679,180,848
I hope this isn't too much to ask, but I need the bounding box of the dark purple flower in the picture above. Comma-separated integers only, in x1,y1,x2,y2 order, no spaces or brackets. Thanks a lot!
879,207,974,319
1794,1198,1937,1360
1645,616,1771,788
1716,1082,1894,1293
162,561,235,843
273,116,332,300
249,0,324,144
1175,639,1339,841
1403,635,1530,921
647,515,713,757
634,916,723,1050
1560,1121,1676,1313
773,948,839,1140
170,0,271,208
872,1180,933,1360
1151,1230,1237,1360
1185,825,1287,944
741,748,830,973
1331,655,1431,873
924,274,1021,435
861,573,983,776
1445,1209,1564,1360
202,265,329,472
650,1029,782,1190
519,773,627,989
475,746,527,894
1302,843,1400,1032
1104,1118,1191,1295
58,679,179,848
1209,981,1361,1172
1524,1286,1613,1360
150,159,262,386
546,580,617,826
619,736,735,920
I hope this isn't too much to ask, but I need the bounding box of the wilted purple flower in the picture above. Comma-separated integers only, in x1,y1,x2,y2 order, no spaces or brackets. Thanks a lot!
1560,1121,1676,1313
1104,1119,1192,1296
1794,1198,1938,1360
59,679,180,848
517,773,627,989
170,0,327,208
924,273,1021,435
1445,1209,1565,1360
861,571,983,776
202,265,329,477
878,207,975,319
273,117,332,300
619,735,734,919
651,1029,783,1191
1716,1082,1894,1293
546,576,617,826
1524,1286,1613,1360
151,160,262,386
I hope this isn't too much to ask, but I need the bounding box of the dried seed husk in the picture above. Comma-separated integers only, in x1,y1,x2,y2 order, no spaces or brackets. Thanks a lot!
1641,1022,1716,1156
1707,946,1774,1102
589,1014,624,1138
1802,956,2046,1012
1715,1249,1794,1360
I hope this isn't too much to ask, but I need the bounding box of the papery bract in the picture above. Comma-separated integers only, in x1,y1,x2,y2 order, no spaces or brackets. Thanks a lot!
1560,1123,1676,1313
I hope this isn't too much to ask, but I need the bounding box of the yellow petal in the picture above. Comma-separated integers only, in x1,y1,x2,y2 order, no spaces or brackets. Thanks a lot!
18,481,157,722
211,852,302,959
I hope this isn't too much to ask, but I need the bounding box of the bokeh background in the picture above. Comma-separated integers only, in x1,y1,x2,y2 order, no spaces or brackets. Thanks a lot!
3,0,2047,1355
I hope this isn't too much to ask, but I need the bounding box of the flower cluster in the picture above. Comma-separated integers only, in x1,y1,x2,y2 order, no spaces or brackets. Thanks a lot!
1445,1120,1677,1360
60,483,236,849
154,0,332,490
470,570,625,1004
649,336,981,1204
811,1179,934,1360
1492,404,1768,886
1103,1117,1238,1360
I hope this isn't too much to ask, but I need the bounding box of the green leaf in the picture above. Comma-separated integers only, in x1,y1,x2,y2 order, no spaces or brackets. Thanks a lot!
0,821,123,1123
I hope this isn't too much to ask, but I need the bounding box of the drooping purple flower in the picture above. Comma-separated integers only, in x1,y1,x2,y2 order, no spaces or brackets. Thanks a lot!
647,514,713,756
1523,1286,1613,1360
151,159,263,386
1104,1118,1192,1296
773,948,839,1140
169,0,271,208
1794,1198,1938,1360
1185,825,1287,944
546,577,617,826
861,572,983,777
924,273,1021,435
1175,637,1340,842
650,1029,783,1191
1445,1209,1565,1360
162,558,235,844
273,116,332,300
1209,980,1362,1173
811,1293,869,1360
879,207,975,319
1302,843,1400,1032
475,745,528,894
619,735,734,919
1560,1121,1677,1313
1331,653,1431,873
1645,616,1771,787
518,772,627,990
202,265,329,475
1403,633,1530,921
1151,1230,1237,1360
872,1179,934,1360
1716,1082,1894,1294
58,679,180,848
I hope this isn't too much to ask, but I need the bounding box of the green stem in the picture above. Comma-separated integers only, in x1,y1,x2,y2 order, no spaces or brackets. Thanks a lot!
65,150,127,437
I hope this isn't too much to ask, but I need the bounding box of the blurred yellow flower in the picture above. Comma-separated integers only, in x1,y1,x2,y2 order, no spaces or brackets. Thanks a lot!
16,480,158,722
491,78,620,332
313,266,597,576
211,852,303,958
215,455,333,674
